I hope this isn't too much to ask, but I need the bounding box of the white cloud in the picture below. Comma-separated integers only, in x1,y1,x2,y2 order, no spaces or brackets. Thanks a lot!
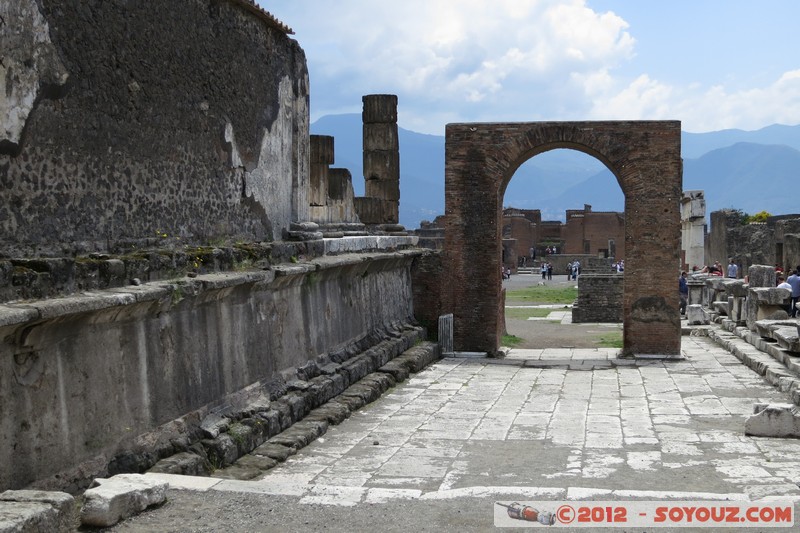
266,0,800,134
578,69,800,132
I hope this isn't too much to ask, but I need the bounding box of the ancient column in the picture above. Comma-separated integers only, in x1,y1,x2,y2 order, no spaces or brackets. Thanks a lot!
361,94,400,225
681,190,706,271
309,135,333,223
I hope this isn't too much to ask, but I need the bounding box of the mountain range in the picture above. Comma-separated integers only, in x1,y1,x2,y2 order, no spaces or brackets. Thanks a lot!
311,115,800,229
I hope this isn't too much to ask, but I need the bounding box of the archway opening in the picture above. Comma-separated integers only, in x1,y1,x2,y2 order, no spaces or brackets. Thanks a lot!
500,148,625,350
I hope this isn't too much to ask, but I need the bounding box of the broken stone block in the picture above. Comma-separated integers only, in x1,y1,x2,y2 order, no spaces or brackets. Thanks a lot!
0,490,77,532
748,264,776,288
686,304,709,325
80,474,167,528
746,287,792,331
711,300,728,316
722,279,748,298
755,319,798,340
705,277,728,304
774,326,800,353
745,403,800,438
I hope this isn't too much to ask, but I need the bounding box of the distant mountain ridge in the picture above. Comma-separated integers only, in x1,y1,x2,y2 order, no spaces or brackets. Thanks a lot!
310,115,800,228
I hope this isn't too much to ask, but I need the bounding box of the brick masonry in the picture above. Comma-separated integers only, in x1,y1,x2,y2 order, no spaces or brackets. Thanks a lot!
443,121,682,356
572,273,624,323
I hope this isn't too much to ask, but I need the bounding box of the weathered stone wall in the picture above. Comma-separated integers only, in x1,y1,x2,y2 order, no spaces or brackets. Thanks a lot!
410,250,444,339
1,0,309,257
572,273,623,323
444,121,682,356
0,251,420,491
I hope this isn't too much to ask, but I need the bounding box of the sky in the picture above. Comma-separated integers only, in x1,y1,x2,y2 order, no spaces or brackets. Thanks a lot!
262,0,800,136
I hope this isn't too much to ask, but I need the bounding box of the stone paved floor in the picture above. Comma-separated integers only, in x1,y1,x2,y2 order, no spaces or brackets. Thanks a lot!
149,336,800,510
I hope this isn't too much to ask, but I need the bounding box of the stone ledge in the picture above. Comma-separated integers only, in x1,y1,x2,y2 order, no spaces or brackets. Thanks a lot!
0,271,273,329
323,235,418,255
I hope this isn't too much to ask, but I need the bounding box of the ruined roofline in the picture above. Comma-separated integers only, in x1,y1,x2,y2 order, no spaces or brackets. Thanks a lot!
229,0,294,34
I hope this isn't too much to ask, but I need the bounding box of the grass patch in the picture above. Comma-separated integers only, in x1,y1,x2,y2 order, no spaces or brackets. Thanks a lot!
504,307,559,319
597,331,623,348
505,285,578,304
501,334,523,347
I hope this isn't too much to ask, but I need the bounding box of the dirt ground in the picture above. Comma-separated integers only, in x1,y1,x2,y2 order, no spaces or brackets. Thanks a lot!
502,272,622,349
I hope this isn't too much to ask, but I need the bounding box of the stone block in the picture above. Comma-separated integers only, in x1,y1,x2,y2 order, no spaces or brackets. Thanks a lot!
729,296,745,324
147,452,211,477
686,304,709,325
722,279,748,298
748,264,776,288
711,300,728,316
751,287,791,305
774,327,800,353
745,403,800,438
0,490,77,532
80,474,167,528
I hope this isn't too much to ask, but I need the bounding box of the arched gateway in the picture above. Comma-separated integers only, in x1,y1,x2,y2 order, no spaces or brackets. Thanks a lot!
443,121,683,357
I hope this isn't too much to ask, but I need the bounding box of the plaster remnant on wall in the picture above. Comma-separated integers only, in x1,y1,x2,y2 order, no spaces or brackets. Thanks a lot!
0,0,69,149
240,76,299,240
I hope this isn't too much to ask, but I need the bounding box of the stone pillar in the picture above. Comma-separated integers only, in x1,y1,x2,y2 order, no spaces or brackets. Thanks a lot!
687,279,706,307
309,135,333,223
360,94,400,225
681,190,706,271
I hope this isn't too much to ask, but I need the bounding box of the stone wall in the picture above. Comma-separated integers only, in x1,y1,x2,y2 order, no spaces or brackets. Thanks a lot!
1,0,309,257
0,249,421,491
572,273,623,323
706,210,800,274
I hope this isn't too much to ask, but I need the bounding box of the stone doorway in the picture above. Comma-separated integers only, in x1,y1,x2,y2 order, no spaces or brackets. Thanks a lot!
443,121,683,357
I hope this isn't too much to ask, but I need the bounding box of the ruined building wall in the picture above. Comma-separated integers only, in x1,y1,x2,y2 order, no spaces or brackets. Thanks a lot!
0,1,427,493
1,0,309,257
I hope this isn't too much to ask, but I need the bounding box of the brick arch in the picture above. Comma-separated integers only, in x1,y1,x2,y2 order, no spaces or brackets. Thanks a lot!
443,121,683,357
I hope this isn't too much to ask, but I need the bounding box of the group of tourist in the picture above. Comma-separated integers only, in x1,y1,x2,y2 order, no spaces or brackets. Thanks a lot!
778,266,800,318
540,262,553,280
680,262,800,318
611,259,625,272
566,260,580,280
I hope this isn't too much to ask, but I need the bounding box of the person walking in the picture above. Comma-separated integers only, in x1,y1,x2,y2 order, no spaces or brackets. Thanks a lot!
787,268,800,318
679,271,688,315
726,259,738,278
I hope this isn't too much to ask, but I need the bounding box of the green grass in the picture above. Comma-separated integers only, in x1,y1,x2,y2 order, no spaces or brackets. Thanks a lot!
501,334,523,347
505,285,578,304
504,307,562,319
597,331,623,348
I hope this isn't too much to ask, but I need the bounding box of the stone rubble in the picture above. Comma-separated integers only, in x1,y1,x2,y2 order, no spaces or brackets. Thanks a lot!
80,474,168,528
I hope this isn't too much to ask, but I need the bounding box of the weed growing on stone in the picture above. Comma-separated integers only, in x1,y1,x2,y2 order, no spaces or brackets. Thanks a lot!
501,334,523,347
505,285,577,304
597,331,623,348
504,307,555,319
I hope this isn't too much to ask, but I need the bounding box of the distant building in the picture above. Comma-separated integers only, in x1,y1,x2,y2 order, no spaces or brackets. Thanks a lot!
502,204,625,262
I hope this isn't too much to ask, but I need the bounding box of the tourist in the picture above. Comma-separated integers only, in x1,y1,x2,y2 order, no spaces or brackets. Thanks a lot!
787,268,800,318
726,259,738,278
547,262,553,280
571,260,580,281
541,262,547,280
679,271,688,315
